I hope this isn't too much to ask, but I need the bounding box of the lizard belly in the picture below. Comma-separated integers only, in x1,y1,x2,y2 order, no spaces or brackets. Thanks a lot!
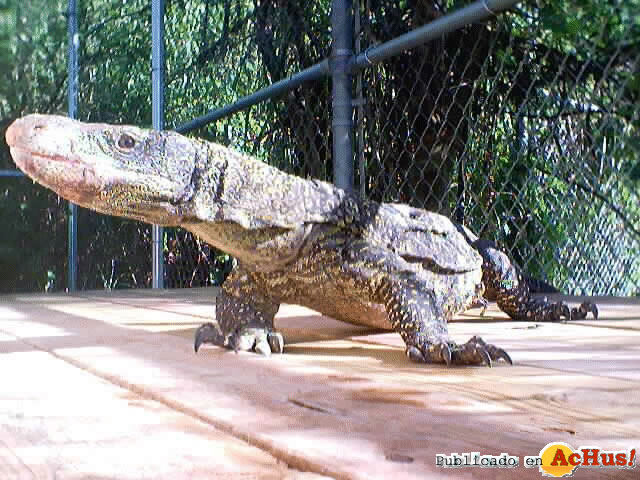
248,251,482,331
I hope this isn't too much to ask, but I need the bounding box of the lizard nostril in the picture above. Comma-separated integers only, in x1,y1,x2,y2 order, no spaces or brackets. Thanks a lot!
34,124,45,130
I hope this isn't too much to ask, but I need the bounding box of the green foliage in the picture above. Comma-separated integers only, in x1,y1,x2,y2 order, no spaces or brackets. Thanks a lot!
0,0,638,295
451,1,640,294
356,0,638,294
0,0,68,292
0,178,67,292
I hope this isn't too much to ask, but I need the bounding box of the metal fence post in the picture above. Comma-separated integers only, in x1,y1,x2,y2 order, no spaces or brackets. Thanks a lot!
330,0,355,193
151,0,165,288
67,0,78,292
354,0,366,198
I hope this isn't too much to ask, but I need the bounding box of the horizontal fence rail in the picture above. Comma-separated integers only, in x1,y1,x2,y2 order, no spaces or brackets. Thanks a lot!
174,0,518,135
0,170,25,177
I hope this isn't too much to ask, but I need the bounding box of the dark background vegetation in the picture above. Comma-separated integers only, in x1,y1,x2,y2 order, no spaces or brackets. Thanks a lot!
0,0,638,295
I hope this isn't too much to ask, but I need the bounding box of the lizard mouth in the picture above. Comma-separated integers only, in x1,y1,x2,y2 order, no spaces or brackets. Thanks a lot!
10,146,83,170
9,145,102,204
7,115,91,172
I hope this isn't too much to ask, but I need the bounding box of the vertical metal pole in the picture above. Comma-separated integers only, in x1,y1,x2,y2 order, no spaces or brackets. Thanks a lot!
330,0,354,193
354,0,366,198
151,0,165,288
67,0,78,292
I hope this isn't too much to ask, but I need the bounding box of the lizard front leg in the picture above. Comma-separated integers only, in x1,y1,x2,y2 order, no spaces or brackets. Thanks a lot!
378,275,512,366
345,244,511,367
194,264,283,355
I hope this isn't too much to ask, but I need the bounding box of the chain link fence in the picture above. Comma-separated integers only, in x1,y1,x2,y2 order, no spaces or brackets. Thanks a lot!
162,0,335,291
359,1,640,295
1,0,638,296
355,1,640,295
181,0,640,296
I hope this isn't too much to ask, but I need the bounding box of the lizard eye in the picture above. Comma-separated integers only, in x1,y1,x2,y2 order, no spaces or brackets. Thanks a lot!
117,133,136,149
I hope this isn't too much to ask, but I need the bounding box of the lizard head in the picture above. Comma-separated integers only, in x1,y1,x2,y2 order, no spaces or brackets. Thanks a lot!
6,114,199,225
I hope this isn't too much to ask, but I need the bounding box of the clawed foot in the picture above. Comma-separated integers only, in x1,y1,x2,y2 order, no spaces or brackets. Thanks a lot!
229,327,284,356
406,335,512,367
570,301,598,320
526,299,599,322
194,323,284,356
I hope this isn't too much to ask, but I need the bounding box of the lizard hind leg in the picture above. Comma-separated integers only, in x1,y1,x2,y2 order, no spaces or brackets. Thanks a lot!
476,242,598,322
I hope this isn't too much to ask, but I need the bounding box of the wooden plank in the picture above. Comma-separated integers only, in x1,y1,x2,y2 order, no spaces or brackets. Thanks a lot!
1,291,638,479
0,319,331,480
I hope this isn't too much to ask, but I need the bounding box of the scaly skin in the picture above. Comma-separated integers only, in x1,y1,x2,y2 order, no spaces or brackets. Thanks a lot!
6,114,597,366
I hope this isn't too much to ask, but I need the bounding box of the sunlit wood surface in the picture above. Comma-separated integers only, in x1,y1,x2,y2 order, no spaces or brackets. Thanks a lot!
1,289,638,479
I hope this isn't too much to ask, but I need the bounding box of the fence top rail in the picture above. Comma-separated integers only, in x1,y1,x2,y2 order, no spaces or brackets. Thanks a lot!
174,60,330,134
352,0,519,70
0,170,25,177
174,0,519,134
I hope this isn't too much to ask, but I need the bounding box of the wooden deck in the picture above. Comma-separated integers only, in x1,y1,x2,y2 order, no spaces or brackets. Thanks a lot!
1,289,639,479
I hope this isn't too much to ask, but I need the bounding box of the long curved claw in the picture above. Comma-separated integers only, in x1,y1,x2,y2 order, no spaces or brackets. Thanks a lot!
440,343,452,367
491,347,513,365
194,336,203,353
267,332,285,354
473,336,512,365
194,322,225,353
572,301,599,320
478,346,492,368
406,346,427,363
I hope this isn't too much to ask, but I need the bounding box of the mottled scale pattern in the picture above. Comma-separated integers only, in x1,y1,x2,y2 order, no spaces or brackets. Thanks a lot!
7,115,598,366
477,242,597,323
